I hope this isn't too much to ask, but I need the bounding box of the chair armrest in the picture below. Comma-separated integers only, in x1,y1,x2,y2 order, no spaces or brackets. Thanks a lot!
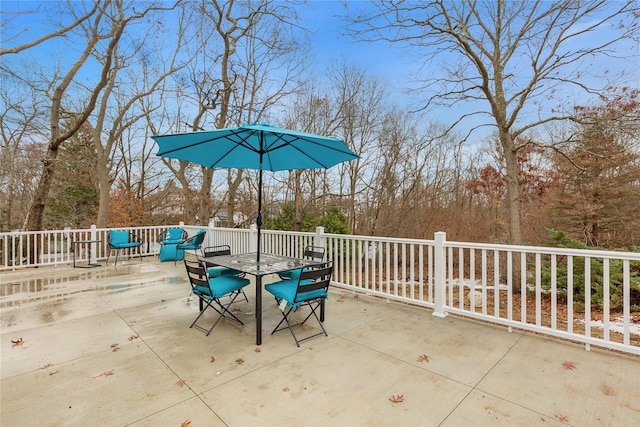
180,234,197,245
156,230,168,244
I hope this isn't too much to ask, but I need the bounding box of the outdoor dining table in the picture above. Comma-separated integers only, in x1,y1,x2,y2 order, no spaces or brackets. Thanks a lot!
200,252,322,345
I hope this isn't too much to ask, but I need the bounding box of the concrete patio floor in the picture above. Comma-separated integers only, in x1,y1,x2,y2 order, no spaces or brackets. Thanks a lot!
1,257,638,427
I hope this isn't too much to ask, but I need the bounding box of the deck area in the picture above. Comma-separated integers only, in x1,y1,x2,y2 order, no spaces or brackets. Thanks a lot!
1,257,638,426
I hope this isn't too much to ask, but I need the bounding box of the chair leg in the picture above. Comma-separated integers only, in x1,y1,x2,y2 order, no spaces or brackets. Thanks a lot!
191,292,245,336
271,306,301,347
271,300,328,347
299,302,328,337
191,296,215,329
228,288,249,304
205,293,245,336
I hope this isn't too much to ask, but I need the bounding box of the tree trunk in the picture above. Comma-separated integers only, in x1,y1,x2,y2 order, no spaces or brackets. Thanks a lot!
95,161,111,227
226,170,243,227
198,167,214,225
500,131,523,245
25,148,59,231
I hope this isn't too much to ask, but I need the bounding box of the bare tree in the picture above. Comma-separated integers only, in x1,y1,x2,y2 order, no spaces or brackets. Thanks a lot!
0,72,48,230
348,0,639,243
158,0,308,226
282,79,341,230
90,5,188,227
330,61,389,232
2,0,180,233
21,0,123,233
0,2,99,55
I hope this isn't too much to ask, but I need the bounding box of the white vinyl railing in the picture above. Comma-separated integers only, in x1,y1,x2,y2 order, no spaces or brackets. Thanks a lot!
2,225,638,355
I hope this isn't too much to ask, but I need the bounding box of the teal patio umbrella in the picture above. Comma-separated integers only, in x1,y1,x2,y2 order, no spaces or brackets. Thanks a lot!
151,123,359,262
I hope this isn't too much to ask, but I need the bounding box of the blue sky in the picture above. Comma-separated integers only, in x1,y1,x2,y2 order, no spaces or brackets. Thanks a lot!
297,1,417,97
3,0,639,142
295,1,639,137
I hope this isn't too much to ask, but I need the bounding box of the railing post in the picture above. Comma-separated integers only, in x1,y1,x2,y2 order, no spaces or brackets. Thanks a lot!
90,224,98,264
433,231,448,318
206,220,216,248
315,226,325,250
249,224,258,253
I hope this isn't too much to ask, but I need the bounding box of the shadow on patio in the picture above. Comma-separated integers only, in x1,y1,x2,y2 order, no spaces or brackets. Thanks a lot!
1,258,638,426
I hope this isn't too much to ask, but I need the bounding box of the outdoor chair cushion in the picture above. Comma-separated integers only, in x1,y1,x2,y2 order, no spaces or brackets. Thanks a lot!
109,230,141,248
265,278,326,309
162,228,185,244
193,275,250,299
159,245,184,262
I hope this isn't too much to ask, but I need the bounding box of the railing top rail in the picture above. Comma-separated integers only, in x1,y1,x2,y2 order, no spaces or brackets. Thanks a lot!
443,240,640,260
323,233,435,246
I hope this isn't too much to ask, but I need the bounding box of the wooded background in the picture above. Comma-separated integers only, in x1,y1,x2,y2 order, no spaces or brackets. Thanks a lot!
1,0,639,251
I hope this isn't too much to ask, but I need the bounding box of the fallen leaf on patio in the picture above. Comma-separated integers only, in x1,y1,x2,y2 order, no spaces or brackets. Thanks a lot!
389,394,404,403
235,358,245,364
111,343,120,352
555,414,569,422
417,354,430,363
176,379,186,387
40,363,54,370
11,338,24,346
49,370,61,376
93,369,115,380
181,420,191,427
128,335,139,341
562,361,576,370
210,356,216,363
255,347,261,353
282,387,290,392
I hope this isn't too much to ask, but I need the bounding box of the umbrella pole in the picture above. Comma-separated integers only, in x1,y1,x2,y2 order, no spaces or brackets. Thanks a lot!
257,168,263,263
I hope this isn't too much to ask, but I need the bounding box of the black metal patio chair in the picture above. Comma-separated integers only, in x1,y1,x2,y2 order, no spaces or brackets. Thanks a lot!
106,230,142,265
265,261,333,347
278,245,325,280
202,245,248,303
183,259,250,336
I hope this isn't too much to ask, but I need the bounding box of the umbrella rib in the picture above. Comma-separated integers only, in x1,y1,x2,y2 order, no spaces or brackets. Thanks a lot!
262,133,355,169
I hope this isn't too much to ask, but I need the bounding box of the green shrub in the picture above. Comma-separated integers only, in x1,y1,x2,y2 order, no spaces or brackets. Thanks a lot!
543,230,640,311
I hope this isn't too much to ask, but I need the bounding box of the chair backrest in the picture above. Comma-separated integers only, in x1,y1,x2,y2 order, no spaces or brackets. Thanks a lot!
109,230,130,245
203,245,232,258
184,259,209,291
167,227,186,240
191,230,206,246
157,227,187,243
303,246,325,262
294,261,333,303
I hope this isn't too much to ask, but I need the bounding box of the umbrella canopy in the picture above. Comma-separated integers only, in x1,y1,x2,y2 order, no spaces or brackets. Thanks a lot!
152,123,358,261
